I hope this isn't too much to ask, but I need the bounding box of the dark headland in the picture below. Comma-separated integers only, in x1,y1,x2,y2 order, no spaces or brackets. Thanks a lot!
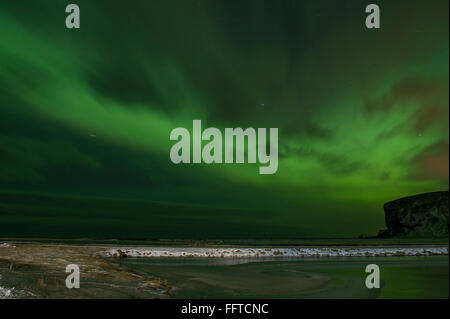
377,191,449,238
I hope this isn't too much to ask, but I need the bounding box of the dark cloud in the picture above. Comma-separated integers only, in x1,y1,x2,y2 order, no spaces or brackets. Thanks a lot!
413,104,449,133
318,153,366,175
0,135,100,183
409,141,449,181
380,171,390,181
278,143,313,159
87,60,166,109
364,77,449,143
282,119,332,140
364,77,448,118
279,142,366,176
391,78,441,102
376,122,410,141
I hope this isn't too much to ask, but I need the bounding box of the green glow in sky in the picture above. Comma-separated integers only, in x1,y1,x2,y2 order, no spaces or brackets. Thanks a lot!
0,0,448,238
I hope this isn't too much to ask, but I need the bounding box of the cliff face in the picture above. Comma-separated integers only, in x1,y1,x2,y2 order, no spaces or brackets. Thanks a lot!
378,191,449,238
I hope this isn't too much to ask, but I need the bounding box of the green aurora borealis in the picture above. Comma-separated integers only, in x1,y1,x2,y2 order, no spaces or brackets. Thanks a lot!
0,0,448,238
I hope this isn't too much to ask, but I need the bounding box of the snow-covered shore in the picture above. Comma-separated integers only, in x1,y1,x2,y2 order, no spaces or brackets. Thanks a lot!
101,246,449,258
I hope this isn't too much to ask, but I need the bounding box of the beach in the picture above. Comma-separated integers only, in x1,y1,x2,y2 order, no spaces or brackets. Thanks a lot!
0,240,448,299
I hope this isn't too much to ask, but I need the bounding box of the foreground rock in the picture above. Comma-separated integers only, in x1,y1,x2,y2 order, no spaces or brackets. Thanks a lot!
378,191,449,238
0,243,171,298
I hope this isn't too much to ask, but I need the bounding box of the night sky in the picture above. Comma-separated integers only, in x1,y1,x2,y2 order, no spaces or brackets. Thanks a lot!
0,0,448,238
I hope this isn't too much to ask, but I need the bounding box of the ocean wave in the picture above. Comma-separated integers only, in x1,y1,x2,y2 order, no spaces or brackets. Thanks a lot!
101,246,449,258
0,285,35,299
0,285,17,299
0,274,33,299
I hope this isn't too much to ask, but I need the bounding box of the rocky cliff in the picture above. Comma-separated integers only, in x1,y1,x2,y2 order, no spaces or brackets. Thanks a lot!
378,191,449,238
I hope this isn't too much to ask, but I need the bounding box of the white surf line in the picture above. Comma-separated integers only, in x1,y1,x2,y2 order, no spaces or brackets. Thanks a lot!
102,246,449,258
0,286,16,299
0,274,19,299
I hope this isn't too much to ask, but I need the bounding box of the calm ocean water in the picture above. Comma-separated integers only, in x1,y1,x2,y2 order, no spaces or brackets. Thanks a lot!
116,256,449,299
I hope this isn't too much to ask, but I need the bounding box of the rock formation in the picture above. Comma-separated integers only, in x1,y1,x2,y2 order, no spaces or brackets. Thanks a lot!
378,191,449,238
